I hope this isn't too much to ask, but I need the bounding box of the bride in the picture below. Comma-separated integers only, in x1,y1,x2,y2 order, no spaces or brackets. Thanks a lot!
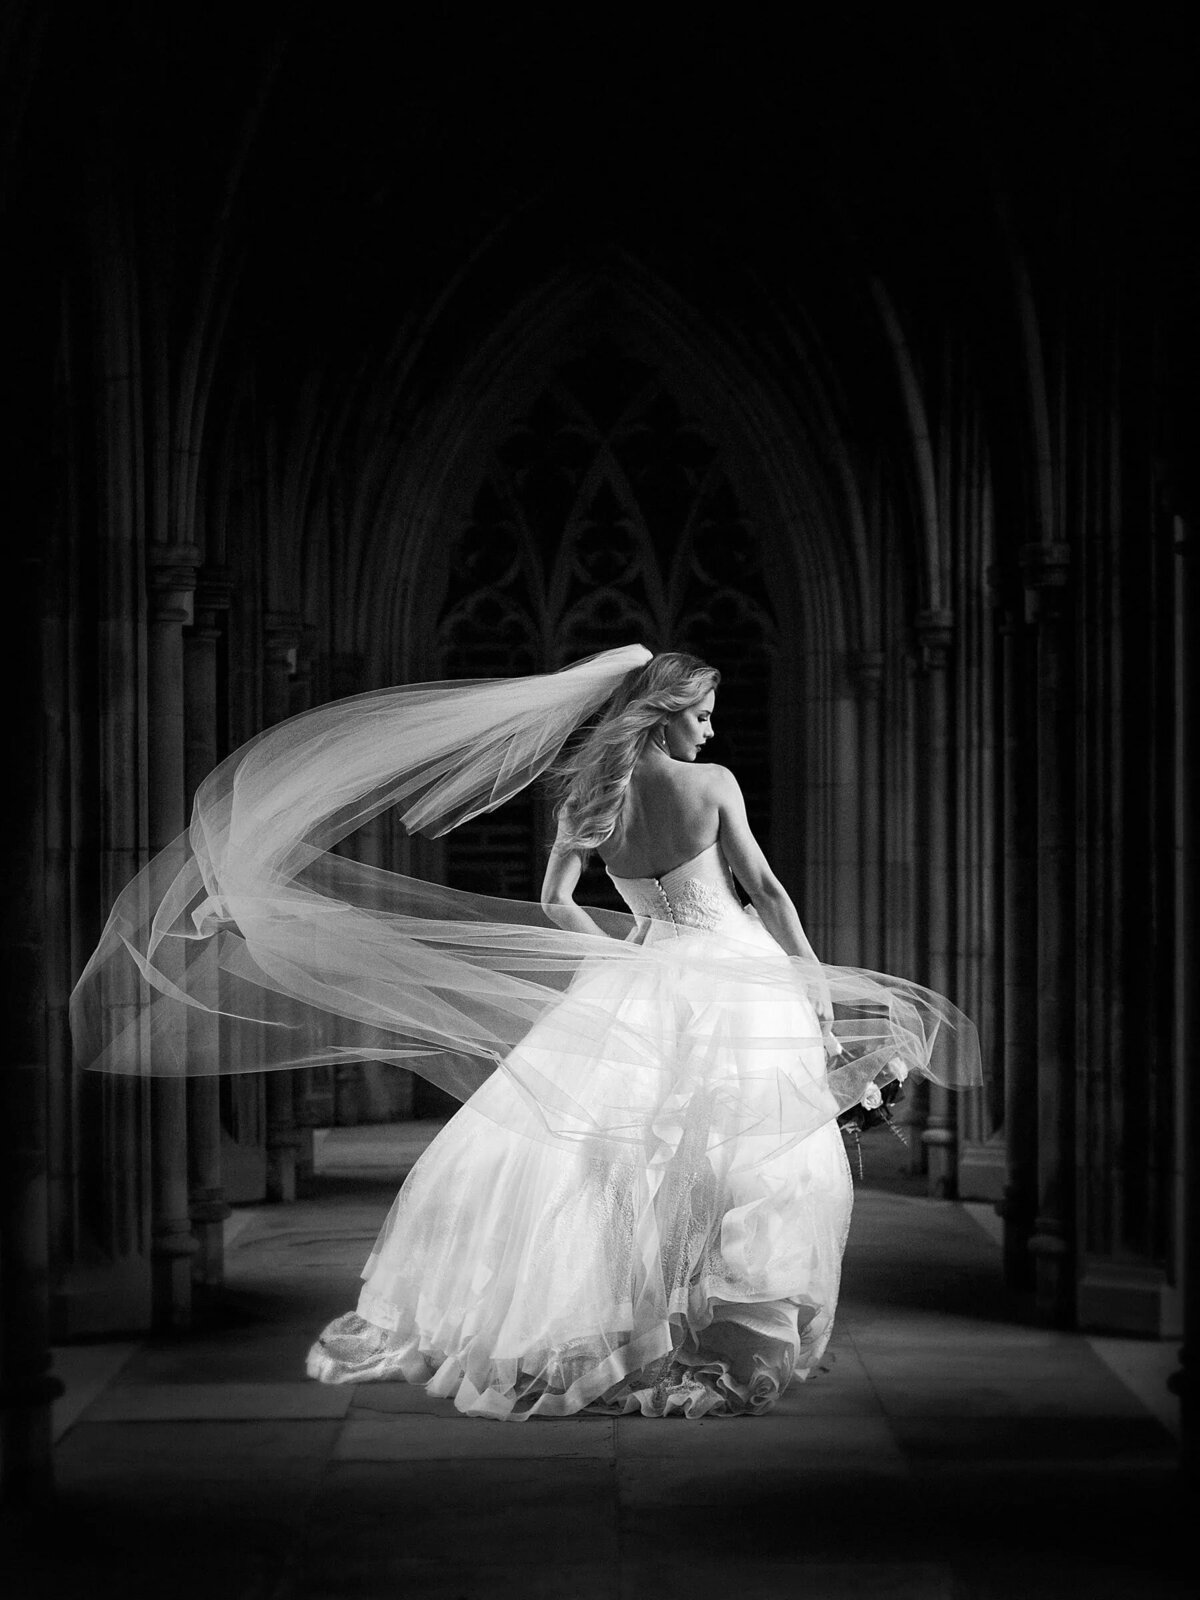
72,643,979,1422
307,652,909,1418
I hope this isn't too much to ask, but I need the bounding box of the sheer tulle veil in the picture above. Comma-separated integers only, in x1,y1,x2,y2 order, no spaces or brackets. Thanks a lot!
70,644,980,1158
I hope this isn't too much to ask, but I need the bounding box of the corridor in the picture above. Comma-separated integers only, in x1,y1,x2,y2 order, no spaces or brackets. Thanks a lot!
4,1131,1186,1600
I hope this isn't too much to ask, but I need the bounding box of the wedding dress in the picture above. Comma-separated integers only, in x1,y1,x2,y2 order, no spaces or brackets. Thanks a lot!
70,644,979,1418
306,842,853,1419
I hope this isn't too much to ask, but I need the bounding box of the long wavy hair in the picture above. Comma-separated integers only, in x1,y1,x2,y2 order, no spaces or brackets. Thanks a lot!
552,651,720,851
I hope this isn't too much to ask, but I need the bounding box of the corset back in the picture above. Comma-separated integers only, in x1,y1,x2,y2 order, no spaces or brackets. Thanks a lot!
606,842,744,934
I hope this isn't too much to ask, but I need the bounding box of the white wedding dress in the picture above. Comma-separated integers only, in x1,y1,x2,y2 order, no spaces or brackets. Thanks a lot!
307,841,854,1420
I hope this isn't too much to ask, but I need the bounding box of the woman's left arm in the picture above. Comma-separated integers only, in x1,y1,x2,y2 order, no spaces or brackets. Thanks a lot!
540,829,608,937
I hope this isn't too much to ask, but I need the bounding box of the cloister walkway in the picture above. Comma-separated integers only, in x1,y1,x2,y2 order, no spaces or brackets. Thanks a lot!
4,1127,1188,1600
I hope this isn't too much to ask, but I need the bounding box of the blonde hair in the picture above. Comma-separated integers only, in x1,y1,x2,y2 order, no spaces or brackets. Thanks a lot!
552,651,720,851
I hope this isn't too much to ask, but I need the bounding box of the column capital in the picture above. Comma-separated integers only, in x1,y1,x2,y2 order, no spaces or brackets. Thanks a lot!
195,564,233,614
1019,541,1071,624
987,563,1031,636
191,565,232,638
146,544,202,625
264,610,304,671
913,608,954,671
851,650,886,700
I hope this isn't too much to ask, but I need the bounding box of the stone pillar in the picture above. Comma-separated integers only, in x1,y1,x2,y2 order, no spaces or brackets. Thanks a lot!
993,573,1039,1290
1020,541,1075,1325
853,651,885,967
893,650,927,1171
915,609,957,1198
262,612,302,1203
289,625,319,1186
146,544,202,1330
1172,514,1200,1468
184,568,232,1305
0,547,63,1504
829,665,862,967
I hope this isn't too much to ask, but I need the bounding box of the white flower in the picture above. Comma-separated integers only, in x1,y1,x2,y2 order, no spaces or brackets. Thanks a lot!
887,1056,909,1083
823,1031,844,1059
861,1082,883,1110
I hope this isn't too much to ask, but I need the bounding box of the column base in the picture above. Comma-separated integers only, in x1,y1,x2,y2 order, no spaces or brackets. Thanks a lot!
189,1190,231,1299
957,1137,1007,1202
922,1128,957,1199
151,1224,199,1332
1030,1226,1073,1326
0,1372,63,1505
266,1140,300,1204
1077,1260,1181,1338
997,1187,1037,1292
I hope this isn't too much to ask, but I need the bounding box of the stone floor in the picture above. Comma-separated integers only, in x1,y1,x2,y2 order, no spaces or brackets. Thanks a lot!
3,1131,1191,1599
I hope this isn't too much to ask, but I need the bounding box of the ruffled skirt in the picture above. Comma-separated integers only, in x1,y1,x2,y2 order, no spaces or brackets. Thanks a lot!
307,914,854,1419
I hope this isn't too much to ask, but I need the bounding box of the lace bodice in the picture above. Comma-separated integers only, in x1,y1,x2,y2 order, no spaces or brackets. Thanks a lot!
606,842,745,934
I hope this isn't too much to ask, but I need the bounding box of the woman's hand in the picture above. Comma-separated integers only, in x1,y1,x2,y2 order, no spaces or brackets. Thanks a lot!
809,973,834,1029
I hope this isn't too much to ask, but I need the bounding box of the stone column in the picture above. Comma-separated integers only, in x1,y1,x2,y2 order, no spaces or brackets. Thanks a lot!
915,609,957,1198
0,547,63,1504
184,568,232,1305
1172,513,1199,1467
146,544,202,1330
262,612,302,1203
993,572,1039,1290
1020,541,1075,1325
853,651,885,967
289,625,320,1186
829,663,862,967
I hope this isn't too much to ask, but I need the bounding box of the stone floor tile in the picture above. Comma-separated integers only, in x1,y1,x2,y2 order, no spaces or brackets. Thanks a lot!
770,1382,886,1417
1088,1334,1182,1436
308,1459,620,1567
349,1380,473,1415
618,1489,931,1569
865,1356,1152,1420
616,1453,909,1513
83,1380,354,1422
54,1418,341,1479
846,1317,1068,1350
113,1332,316,1385
621,1559,956,1600
0,1496,305,1600
333,1411,615,1459
290,1556,619,1599
614,1411,903,1462
51,1341,141,1441
890,1413,1179,1465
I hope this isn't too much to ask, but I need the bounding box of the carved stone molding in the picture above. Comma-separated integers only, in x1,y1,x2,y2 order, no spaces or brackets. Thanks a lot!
264,609,304,673
1019,540,1071,624
193,564,233,633
852,649,886,700
146,542,202,625
913,608,954,671
986,561,1026,632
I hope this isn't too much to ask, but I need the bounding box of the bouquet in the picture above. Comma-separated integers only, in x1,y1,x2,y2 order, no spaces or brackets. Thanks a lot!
826,1041,910,1179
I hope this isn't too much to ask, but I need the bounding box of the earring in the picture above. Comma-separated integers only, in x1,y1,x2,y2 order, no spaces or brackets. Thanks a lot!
654,726,669,752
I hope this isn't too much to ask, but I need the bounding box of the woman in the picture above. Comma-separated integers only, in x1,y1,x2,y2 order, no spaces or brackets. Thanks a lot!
306,654,890,1417
73,644,978,1420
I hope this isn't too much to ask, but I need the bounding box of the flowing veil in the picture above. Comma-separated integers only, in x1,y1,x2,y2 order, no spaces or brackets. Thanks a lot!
70,644,981,1159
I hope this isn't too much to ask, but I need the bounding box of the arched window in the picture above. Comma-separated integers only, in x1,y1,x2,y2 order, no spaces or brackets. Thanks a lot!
437,347,776,906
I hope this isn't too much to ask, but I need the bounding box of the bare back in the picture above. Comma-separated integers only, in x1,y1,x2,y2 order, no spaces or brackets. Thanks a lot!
597,757,720,880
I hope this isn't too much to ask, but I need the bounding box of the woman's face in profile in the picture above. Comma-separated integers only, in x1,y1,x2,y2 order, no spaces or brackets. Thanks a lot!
664,690,716,761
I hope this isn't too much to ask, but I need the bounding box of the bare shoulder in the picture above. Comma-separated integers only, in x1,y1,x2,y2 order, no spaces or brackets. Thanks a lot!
659,760,735,802
699,763,741,799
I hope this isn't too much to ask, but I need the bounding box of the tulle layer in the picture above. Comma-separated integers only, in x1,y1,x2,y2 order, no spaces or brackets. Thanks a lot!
306,1065,853,1419
70,644,982,1162
72,847,978,1161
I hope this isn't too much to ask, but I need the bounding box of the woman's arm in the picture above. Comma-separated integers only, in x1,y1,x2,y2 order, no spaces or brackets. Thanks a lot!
539,825,608,938
710,766,833,1021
